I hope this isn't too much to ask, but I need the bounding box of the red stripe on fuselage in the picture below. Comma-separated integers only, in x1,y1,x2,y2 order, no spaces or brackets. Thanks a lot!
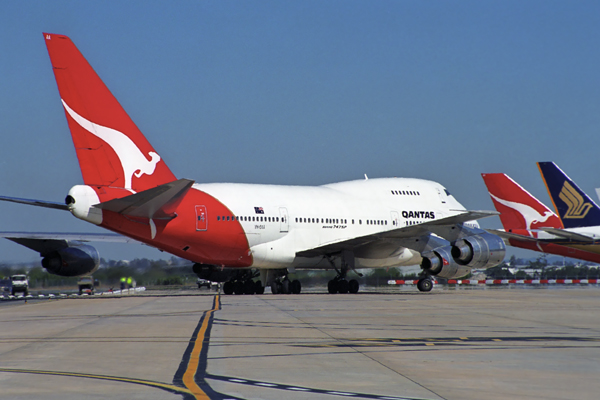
97,187,252,267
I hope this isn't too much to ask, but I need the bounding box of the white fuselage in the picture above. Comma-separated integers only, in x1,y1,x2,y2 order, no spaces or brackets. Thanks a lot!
196,177,477,269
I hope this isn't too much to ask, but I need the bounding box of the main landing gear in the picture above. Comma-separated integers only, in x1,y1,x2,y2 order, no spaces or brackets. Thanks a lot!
328,277,359,294
222,279,265,295
327,250,361,294
271,278,301,294
222,270,265,295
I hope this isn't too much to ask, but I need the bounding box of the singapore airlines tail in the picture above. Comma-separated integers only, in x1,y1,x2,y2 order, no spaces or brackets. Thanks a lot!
537,161,600,229
43,33,176,195
481,173,563,231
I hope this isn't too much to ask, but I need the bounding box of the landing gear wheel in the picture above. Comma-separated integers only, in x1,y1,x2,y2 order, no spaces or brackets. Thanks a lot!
254,280,265,294
417,278,433,292
348,279,359,294
328,279,338,294
291,279,301,294
223,281,234,295
233,281,244,295
338,279,349,294
281,279,291,294
271,281,282,294
243,280,255,295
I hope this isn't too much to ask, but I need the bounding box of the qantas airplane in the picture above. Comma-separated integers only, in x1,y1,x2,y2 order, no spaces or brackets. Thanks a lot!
481,165,600,263
0,33,506,294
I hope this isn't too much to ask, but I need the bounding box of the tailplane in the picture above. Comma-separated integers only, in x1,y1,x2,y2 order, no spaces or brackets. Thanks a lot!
43,33,176,193
481,173,563,231
537,162,600,228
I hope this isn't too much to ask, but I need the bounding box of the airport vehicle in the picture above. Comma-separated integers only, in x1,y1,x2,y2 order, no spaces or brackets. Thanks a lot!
0,33,506,294
77,276,95,294
10,275,28,296
197,279,211,289
481,171,600,263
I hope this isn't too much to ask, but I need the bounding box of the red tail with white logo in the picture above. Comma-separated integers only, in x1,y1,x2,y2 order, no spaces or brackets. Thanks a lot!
44,33,176,194
481,173,563,232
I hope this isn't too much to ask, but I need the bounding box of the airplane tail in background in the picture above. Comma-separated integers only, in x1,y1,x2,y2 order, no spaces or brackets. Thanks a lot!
537,162,600,228
481,173,563,231
43,33,176,194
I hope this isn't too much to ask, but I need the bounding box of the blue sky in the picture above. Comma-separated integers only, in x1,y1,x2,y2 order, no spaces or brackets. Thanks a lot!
0,1,599,262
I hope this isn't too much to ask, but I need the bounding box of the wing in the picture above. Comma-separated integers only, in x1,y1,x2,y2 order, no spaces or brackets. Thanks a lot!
296,210,499,257
538,228,597,243
0,232,139,253
0,195,69,211
488,228,597,244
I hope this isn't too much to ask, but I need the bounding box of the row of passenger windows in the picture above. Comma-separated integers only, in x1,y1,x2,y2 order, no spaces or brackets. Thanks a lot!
215,215,405,227
296,217,390,226
296,217,348,224
391,190,420,196
217,215,284,223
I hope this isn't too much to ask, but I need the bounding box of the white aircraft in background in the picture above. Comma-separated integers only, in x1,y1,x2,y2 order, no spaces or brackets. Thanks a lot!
0,33,505,294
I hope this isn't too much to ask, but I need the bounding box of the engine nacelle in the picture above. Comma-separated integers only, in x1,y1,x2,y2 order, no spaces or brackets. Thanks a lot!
420,246,471,279
41,244,100,277
193,264,236,282
450,232,506,269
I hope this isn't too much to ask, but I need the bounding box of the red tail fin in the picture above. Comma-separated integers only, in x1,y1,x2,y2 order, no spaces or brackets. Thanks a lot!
43,33,176,193
481,173,563,230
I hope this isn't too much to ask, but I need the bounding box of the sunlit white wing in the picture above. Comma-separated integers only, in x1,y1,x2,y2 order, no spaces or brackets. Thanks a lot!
296,210,498,257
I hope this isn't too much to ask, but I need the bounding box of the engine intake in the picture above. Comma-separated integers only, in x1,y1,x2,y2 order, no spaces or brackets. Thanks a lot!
41,244,100,277
451,232,506,269
420,247,470,279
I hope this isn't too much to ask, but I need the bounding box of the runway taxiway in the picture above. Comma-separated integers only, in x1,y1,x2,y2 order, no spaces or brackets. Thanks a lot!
1,287,599,399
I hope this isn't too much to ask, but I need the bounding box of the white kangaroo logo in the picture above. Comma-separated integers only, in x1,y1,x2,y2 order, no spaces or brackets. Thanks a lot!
62,100,161,192
489,193,555,230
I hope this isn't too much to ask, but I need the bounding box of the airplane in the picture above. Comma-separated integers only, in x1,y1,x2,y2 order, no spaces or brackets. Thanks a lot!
481,170,600,263
0,33,506,294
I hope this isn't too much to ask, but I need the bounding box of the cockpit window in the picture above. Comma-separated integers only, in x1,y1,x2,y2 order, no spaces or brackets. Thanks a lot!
444,189,451,196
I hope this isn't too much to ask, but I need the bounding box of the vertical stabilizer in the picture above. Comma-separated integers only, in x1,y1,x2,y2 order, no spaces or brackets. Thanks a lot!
537,162,600,228
481,173,563,231
43,33,176,193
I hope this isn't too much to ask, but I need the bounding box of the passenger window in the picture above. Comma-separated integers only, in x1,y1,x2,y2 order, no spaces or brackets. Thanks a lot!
217,216,220,221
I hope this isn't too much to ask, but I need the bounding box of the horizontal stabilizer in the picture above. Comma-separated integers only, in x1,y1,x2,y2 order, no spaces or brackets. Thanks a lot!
0,196,69,211
94,178,195,220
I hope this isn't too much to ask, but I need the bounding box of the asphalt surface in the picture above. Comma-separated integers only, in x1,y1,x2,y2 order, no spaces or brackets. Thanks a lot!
1,287,599,399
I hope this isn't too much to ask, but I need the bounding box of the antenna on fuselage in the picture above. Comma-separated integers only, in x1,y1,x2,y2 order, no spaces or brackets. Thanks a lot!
364,174,368,180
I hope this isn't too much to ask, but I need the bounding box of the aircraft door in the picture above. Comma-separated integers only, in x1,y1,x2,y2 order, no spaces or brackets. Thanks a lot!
195,205,207,231
279,207,289,233
390,211,399,227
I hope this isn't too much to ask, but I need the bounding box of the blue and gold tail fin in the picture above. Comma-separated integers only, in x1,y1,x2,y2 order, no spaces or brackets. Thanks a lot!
537,162,600,228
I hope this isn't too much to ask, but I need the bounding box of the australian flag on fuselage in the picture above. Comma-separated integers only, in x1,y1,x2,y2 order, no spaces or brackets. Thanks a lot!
538,161,600,228
254,207,264,214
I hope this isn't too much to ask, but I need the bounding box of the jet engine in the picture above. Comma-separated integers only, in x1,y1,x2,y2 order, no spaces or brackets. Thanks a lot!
420,247,470,279
41,244,100,277
421,232,506,279
450,232,506,269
